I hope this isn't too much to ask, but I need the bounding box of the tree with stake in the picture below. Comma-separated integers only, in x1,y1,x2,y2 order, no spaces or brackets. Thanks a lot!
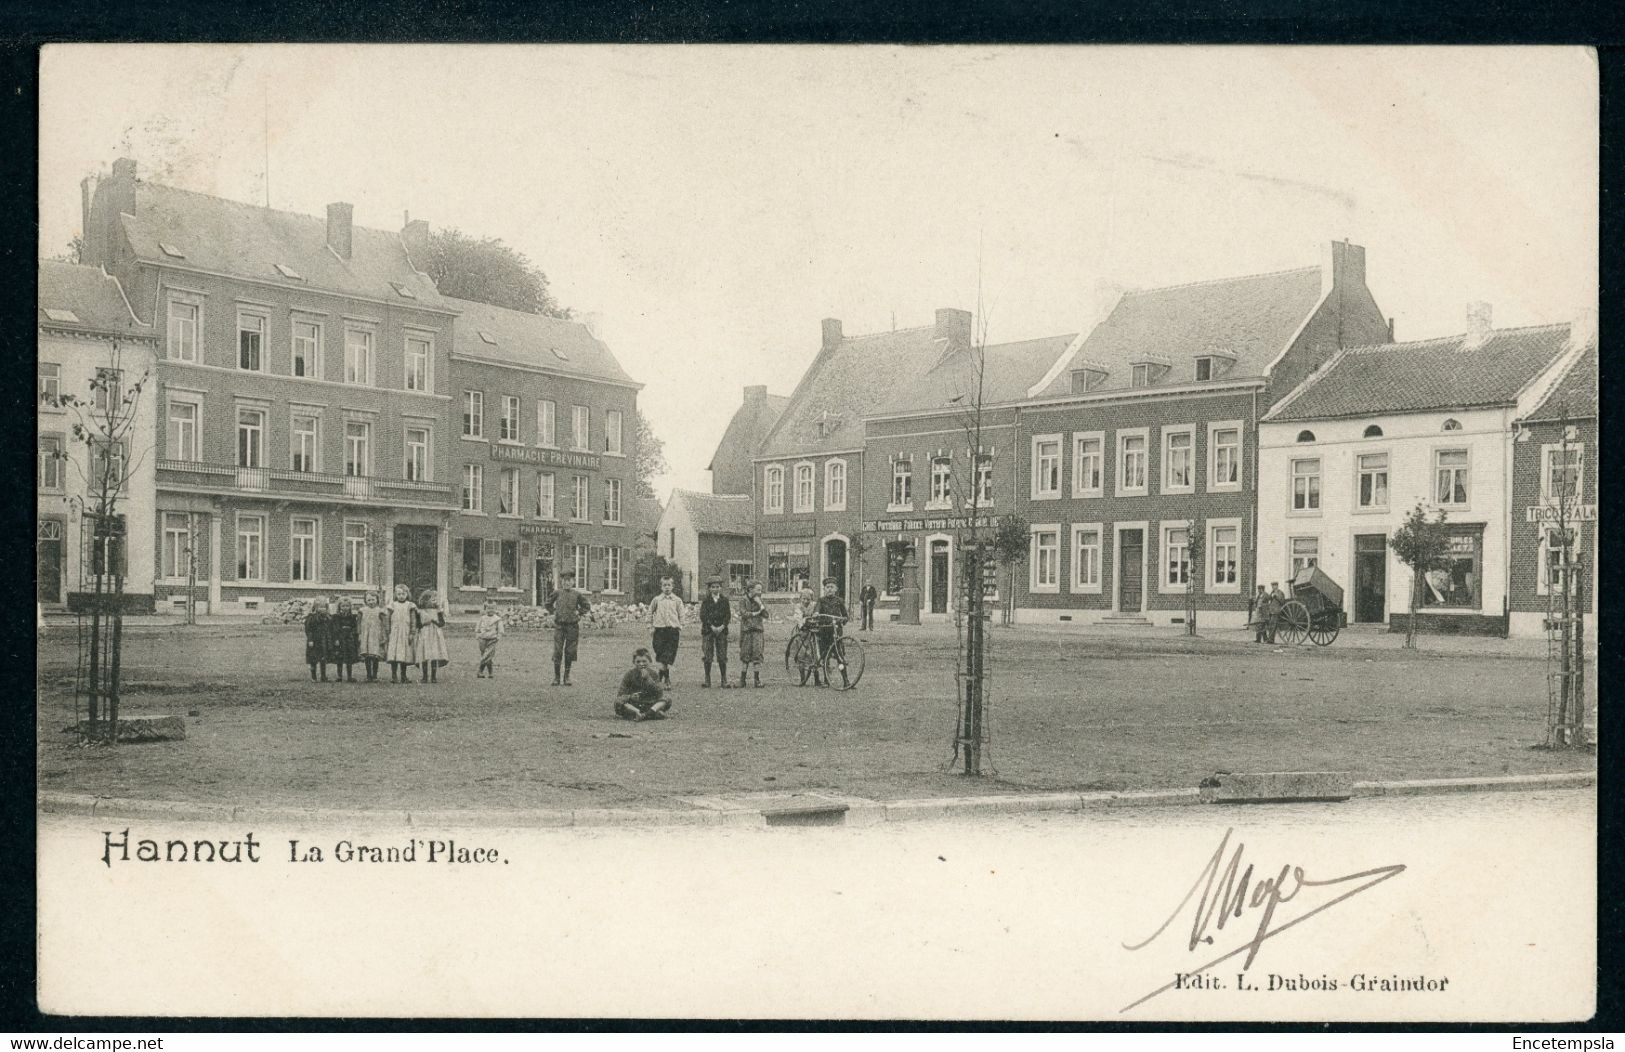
1183,519,1204,636
992,513,1029,627
1389,503,1451,650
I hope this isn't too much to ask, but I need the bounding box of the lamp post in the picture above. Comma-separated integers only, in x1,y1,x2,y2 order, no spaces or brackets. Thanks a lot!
897,545,921,625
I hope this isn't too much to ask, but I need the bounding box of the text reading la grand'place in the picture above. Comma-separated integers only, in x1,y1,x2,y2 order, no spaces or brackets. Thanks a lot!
100,830,504,867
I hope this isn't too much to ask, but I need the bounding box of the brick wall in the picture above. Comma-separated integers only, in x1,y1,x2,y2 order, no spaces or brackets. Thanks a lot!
1508,418,1597,615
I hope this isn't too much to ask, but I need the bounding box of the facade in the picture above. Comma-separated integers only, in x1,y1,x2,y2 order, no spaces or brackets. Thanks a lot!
708,385,787,495
1259,312,1586,636
37,261,160,610
655,489,755,596
446,295,641,609
81,160,460,615
1012,241,1391,627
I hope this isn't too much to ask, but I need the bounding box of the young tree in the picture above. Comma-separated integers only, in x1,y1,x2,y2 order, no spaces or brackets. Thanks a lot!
631,409,670,501
1389,503,1451,650
992,513,1029,627
423,228,569,318
1183,519,1205,636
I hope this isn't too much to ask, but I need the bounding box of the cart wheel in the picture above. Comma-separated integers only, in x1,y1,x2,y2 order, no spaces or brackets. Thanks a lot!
1307,617,1339,647
1276,600,1310,645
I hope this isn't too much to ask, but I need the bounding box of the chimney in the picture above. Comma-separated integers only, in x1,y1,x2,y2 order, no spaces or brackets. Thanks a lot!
580,311,605,341
934,307,972,348
401,217,429,266
326,202,354,260
1320,239,1367,295
821,317,843,352
1464,302,1493,348
79,176,93,264
743,384,768,407
1387,317,1395,342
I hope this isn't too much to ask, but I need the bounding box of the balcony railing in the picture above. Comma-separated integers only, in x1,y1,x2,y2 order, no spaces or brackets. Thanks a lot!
157,459,454,502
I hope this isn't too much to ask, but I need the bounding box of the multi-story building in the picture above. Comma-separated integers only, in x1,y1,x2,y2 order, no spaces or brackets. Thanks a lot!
446,296,640,608
1012,241,1391,627
1258,309,1585,635
708,385,787,496
37,260,160,611
654,489,755,596
80,159,459,614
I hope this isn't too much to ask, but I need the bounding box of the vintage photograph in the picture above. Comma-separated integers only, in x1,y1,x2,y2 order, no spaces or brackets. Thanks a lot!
34,44,1597,1021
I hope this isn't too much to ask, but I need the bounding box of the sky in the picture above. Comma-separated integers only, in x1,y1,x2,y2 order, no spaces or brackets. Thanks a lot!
39,45,1598,500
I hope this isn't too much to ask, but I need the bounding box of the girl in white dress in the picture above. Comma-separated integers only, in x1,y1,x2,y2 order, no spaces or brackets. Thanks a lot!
384,584,418,684
415,588,450,683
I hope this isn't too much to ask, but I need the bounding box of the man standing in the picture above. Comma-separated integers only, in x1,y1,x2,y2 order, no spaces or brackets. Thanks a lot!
648,575,685,685
1266,581,1287,644
551,570,593,685
1251,584,1270,644
698,576,733,688
859,578,878,632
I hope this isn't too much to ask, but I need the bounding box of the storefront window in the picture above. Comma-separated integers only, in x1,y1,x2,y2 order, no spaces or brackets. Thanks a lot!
1420,527,1482,609
767,542,810,593
885,541,914,595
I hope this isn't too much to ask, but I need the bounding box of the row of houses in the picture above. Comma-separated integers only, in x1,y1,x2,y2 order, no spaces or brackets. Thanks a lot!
672,241,1595,637
38,158,651,616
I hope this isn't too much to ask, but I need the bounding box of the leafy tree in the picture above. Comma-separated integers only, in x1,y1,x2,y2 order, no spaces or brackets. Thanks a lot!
423,228,569,318
632,409,669,500
1389,503,1451,650
992,513,1029,626
633,551,685,604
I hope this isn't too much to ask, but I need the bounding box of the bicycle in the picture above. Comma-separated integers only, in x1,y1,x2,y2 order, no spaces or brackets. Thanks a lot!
784,613,866,689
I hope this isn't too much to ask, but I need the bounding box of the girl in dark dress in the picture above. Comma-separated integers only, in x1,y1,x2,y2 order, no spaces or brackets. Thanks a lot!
329,597,361,683
304,597,333,682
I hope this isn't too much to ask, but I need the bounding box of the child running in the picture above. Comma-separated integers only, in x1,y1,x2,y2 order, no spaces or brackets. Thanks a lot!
415,588,450,683
615,647,672,721
474,601,505,678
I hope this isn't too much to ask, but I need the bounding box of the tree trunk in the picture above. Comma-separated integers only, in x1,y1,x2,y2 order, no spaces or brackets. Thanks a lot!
1407,571,1419,650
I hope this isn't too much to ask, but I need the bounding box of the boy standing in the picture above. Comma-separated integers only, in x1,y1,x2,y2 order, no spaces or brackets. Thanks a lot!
648,575,685,685
616,647,672,721
699,576,733,688
815,577,850,688
551,570,593,685
738,580,767,688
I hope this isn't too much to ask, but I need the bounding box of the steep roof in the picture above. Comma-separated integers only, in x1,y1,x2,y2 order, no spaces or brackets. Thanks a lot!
38,260,155,339
707,390,789,472
1524,342,1598,423
880,333,1077,415
1034,267,1324,398
1266,323,1575,422
671,490,754,536
120,181,450,308
445,296,637,386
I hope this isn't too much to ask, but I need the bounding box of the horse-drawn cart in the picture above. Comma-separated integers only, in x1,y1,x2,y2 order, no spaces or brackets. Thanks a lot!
1275,565,1344,646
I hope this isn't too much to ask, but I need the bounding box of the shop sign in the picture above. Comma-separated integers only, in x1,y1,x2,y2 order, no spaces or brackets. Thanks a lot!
519,523,568,537
863,515,997,533
1525,504,1596,524
490,445,602,471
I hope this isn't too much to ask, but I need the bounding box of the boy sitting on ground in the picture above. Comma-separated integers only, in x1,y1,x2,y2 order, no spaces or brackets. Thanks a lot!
615,646,672,722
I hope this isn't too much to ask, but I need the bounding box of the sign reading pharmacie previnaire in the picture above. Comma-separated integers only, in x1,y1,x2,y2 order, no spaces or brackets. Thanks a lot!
863,515,998,533
489,444,603,471
1525,503,1597,524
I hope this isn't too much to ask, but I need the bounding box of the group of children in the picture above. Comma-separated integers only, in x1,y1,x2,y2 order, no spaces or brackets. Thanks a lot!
302,585,450,684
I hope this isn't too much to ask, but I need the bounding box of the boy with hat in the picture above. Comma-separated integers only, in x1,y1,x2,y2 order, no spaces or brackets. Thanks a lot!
738,580,767,687
551,570,593,685
813,577,850,688
698,575,733,688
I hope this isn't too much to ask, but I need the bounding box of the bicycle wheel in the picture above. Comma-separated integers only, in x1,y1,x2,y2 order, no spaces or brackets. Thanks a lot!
784,633,804,673
824,636,865,689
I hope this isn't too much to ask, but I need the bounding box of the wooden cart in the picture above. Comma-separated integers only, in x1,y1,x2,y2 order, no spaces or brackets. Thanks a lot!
1276,565,1344,646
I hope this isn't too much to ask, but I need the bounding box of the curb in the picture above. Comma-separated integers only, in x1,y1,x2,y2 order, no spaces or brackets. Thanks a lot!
38,770,1594,829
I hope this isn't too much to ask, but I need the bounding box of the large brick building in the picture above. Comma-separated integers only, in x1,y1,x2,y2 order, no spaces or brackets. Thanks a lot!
708,385,787,496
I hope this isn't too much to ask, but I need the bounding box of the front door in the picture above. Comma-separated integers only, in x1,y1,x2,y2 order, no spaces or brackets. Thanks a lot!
1354,534,1387,623
1118,529,1143,613
393,525,438,599
824,538,848,598
533,547,555,606
930,540,949,614
37,519,64,603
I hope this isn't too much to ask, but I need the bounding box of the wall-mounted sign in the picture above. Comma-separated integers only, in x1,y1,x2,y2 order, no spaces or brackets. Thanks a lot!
519,523,568,537
863,515,997,533
490,444,602,471
1526,504,1596,524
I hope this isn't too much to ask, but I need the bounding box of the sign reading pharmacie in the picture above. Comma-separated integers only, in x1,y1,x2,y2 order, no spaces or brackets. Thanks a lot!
863,515,998,533
1525,503,1597,524
489,444,603,471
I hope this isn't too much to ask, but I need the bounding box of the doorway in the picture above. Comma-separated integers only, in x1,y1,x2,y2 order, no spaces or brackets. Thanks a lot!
1118,529,1144,613
823,537,848,598
37,519,64,603
1354,534,1387,623
533,545,555,606
393,525,438,599
929,539,950,614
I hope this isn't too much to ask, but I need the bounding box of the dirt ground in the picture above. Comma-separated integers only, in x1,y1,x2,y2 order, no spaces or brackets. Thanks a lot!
36,622,1595,812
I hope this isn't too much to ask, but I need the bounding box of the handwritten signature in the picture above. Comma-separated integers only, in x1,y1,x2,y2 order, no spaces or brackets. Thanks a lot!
1119,827,1405,1012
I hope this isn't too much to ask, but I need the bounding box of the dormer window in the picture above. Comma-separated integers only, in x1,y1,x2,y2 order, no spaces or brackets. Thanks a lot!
816,410,842,439
1194,351,1236,381
1129,355,1171,388
43,308,80,324
274,263,302,280
1070,368,1107,394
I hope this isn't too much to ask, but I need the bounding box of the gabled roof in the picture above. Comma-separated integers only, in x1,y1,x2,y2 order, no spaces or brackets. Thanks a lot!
707,389,789,472
1524,342,1597,423
1034,267,1324,398
120,181,449,308
445,296,637,387
38,260,155,339
1266,323,1575,422
880,333,1077,416
670,489,754,536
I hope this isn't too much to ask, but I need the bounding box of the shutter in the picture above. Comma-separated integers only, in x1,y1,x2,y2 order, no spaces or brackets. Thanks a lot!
451,536,463,588
482,537,501,589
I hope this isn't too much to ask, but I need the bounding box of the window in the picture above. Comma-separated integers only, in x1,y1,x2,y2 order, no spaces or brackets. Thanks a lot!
94,368,121,416
767,542,811,593
462,463,483,513
1071,369,1106,393
606,410,624,455
891,458,913,507
1435,449,1469,506
1210,523,1240,591
405,335,430,392
604,478,623,524
1072,525,1102,592
536,472,556,518
1421,528,1483,609
1163,525,1190,589
726,560,753,593
461,537,483,587
344,329,373,385
92,441,125,491
1289,536,1320,577
1032,435,1061,498
1117,430,1149,495
1209,423,1241,492
1162,427,1195,493
462,391,484,438
1538,527,1581,597
975,455,995,504
884,542,913,596
500,395,520,442
290,517,318,582
1296,430,1316,443
344,421,370,477
1357,452,1389,509
236,515,264,581
1131,363,1151,387
793,463,815,512
765,466,785,513
289,413,319,472
573,545,590,590
404,427,429,481
825,460,847,511
1291,458,1321,511
1363,425,1384,439
1030,526,1060,593
344,522,369,584
161,513,190,580
1072,433,1103,496
1542,444,1584,502
929,456,953,506
1442,418,1462,432
167,399,200,461
1195,357,1214,381
536,400,556,446
292,320,321,378
605,546,623,593
572,405,590,450
38,435,64,491
501,540,519,589
572,476,590,521
167,299,199,362
498,467,520,516
39,363,60,405
237,407,265,468
237,312,265,371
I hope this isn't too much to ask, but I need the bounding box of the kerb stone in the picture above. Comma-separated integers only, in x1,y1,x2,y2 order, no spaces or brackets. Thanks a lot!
1199,771,1352,804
